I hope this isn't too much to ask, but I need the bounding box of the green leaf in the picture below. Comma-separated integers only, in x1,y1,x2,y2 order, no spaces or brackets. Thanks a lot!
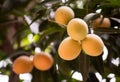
30,6,47,25
0,50,6,60
104,0,120,7
33,34,40,42
116,76,120,82
67,52,90,81
31,68,56,82
57,57,72,77
90,55,104,75
73,8,86,18
20,37,31,47
83,13,100,25
39,21,66,40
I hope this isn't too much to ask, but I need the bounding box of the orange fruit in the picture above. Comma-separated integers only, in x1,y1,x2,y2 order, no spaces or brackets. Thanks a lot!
67,18,88,41
13,55,33,74
54,6,75,25
91,16,111,28
82,34,104,56
58,37,81,60
33,52,53,71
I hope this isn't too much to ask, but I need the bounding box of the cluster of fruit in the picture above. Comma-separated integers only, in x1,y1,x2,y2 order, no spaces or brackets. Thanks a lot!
12,52,53,74
55,6,105,61
12,6,108,74
55,6,111,29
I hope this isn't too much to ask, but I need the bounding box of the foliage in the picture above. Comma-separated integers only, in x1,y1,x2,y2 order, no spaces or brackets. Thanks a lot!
0,0,120,82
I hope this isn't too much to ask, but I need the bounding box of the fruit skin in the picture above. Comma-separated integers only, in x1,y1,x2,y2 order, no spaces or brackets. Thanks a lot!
58,37,81,60
67,18,88,41
13,56,33,74
82,34,104,56
91,16,111,28
33,52,53,71
55,6,75,25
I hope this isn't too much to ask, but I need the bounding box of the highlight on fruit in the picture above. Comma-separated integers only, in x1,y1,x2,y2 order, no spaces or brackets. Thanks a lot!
82,34,104,56
12,55,33,74
54,6,75,25
67,18,88,41
58,37,82,60
33,52,53,71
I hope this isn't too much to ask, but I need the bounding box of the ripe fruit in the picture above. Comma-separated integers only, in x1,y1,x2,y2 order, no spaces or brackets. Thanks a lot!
13,56,33,74
82,34,104,56
58,37,81,60
91,16,111,28
54,6,75,25
33,52,53,71
67,18,88,41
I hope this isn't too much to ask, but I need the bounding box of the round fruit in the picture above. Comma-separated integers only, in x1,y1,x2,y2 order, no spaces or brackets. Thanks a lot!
54,6,75,25
67,18,88,41
91,16,111,28
58,37,81,60
82,34,104,56
33,52,53,71
13,56,33,74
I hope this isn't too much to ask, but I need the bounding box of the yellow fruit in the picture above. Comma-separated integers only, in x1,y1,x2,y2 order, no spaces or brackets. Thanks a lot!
91,16,111,28
55,6,74,25
82,34,104,56
13,56,33,74
67,18,88,41
58,37,81,60
33,52,53,71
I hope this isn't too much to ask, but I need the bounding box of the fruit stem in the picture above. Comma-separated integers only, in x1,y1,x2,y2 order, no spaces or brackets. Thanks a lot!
85,0,89,14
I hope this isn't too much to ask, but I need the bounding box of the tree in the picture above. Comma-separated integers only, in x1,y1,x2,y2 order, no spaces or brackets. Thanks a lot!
0,0,120,82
